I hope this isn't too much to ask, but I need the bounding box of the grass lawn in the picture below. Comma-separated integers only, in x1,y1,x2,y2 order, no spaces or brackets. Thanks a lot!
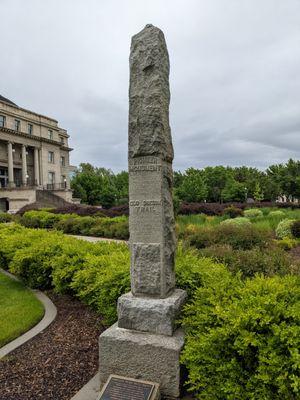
0,271,44,348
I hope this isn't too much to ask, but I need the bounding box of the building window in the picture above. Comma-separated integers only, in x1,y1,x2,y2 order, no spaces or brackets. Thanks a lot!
28,124,33,135
60,156,65,166
48,130,53,140
0,115,6,127
59,136,64,144
48,151,54,163
48,172,55,189
15,119,20,131
61,175,67,188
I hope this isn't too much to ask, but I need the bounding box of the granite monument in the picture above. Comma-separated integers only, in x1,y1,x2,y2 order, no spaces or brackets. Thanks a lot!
99,24,186,399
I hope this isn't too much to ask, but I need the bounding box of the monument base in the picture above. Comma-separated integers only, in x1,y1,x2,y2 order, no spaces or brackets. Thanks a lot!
118,289,187,336
99,323,184,399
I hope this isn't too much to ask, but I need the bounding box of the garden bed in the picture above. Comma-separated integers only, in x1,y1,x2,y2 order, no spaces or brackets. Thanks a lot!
0,292,104,400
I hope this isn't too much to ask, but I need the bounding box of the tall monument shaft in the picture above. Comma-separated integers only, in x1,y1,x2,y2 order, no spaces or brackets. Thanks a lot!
99,25,186,399
128,24,176,298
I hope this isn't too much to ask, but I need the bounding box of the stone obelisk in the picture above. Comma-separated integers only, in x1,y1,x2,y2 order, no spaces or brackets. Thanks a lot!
99,25,186,399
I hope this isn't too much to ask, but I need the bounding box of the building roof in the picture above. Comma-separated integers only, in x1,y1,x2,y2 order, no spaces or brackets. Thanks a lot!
0,95,17,106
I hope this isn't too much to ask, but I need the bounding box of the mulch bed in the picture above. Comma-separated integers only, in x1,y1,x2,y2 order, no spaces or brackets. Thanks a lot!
0,292,104,400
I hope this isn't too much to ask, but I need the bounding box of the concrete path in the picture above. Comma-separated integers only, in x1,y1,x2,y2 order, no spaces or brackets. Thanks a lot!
70,373,100,400
67,234,127,244
0,269,57,359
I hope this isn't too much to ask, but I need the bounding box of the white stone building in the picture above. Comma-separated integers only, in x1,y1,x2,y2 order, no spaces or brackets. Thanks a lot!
0,95,75,212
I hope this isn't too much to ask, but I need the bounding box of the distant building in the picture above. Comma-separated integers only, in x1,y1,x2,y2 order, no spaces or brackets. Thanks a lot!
0,95,75,212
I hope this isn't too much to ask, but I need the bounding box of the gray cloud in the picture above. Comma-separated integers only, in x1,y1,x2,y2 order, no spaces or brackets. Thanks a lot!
0,0,299,171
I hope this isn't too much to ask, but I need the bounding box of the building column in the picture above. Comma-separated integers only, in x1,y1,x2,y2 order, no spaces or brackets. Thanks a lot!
22,145,28,186
7,142,15,188
34,147,40,186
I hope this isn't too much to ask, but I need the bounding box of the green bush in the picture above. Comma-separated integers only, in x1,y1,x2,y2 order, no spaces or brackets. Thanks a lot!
223,206,244,218
181,274,300,399
70,245,130,325
0,223,41,269
200,244,300,278
175,245,229,297
9,231,64,289
1,223,299,398
20,210,64,229
18,210,129,240
187,223,271,251
89,216,129,240
244,208,263,218
220,217,251,227
276,218,296,239
276,237,299,251
0,212,13,223
54,216,96,235
269,210,285,218
291,220,300,239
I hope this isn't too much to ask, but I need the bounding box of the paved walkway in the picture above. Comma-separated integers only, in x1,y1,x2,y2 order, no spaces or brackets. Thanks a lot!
67,234,127,244
0,269,57,359
70,373,100,400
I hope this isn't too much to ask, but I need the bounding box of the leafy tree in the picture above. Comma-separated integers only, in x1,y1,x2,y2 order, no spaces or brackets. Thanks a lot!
71,163,117,207
177,168,208,202
253,182,264,202
221,178,246,202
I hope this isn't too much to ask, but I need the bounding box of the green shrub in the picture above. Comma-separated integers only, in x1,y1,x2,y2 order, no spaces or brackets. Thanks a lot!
89,217,129,240
276,237,299,251
200,244,300,278
181,274,300,399
244,208,263,218
20,210,63,229
70,244,130,325
275,218,296,239
0,223,41,269
220,217,251,227
9,231,64,289
223,206,244,218
186,226,215,249
54,216,96,235
216,224,270,250
269,210,285,218
175,245,229,297
18,210,129,240
188,223,271,251
0,212,13,223
291,220,300,238
50,238,97,293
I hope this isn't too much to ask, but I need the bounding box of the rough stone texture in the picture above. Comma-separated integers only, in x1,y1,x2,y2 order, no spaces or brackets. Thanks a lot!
99,25,186,400
99,323,184,399
117,289,187,336
129,24,176,298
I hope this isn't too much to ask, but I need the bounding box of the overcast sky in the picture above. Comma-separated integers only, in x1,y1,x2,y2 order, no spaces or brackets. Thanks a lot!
1,0,299,172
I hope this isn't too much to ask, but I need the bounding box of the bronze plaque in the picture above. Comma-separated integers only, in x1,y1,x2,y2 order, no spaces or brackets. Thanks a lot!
99,375,155,400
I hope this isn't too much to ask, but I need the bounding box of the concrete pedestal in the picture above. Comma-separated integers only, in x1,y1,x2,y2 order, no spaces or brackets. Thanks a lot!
99,323,184,399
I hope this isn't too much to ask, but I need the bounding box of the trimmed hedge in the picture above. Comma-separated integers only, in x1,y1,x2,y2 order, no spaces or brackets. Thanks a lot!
181,274,300,399
0,223,224,326
18,210,129,240
1,223,299,399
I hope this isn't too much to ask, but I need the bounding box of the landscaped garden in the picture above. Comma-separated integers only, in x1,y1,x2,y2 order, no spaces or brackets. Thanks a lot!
0,205,299,399
0,271,44,347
